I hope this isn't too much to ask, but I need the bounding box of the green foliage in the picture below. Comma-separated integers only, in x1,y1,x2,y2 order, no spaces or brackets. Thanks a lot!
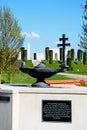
71,49,74,60
0,7,24,72
83,51,87,64
67,58,72,71
26,60,33,67
71,60,87,74
78,1,87,52
21,47,27,61
34,53,37,60
45,47,49,60
45,47,53,63
42,60,61,69
49,50,53,64
77,49,83,61
43,60,87,74
2,60,33,83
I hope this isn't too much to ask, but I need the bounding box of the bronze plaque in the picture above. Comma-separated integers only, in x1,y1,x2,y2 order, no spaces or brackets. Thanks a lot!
42,100,72,122
0,96,10,102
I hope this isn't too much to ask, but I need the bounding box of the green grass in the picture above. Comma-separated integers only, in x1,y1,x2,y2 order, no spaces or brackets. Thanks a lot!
2,71,73,84
1,60,87,84
46,74,73,80
68,60,87,75
42,60,61,69
43,60,87,75
2,71,36,84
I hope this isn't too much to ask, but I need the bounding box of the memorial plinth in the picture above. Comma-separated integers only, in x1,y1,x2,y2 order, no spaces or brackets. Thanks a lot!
0,84,87,130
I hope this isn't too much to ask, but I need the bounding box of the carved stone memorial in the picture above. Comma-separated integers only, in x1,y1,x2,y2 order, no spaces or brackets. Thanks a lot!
42,100,71,122
0,85,87,130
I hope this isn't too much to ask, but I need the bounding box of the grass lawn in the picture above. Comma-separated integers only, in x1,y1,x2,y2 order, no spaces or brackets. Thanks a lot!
2,71,73,84
1,60,87,84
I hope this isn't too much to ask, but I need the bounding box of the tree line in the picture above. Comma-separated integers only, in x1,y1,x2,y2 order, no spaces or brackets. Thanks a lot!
33,47,87,64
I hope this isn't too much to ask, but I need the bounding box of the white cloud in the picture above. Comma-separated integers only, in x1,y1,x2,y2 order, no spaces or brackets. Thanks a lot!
53,41,60,45
22,32,40,39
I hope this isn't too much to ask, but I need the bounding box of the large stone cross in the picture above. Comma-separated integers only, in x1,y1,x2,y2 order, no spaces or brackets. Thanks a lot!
57,34,70,63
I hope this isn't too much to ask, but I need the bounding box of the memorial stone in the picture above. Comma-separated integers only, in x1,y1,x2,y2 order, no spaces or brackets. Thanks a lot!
0,85,87,130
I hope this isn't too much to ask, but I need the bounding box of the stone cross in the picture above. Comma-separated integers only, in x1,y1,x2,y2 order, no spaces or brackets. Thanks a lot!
57,34,70,63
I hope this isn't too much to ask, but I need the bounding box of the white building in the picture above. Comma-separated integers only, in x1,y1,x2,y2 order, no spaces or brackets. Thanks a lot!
36,48,68,61
18,44,68,61
27,43,30,60
36,53,45,61
36,49,60,61
50,48,60,60
36,48,60,61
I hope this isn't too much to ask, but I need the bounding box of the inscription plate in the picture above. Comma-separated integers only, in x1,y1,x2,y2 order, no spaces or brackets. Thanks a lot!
0,96,10,102
42,100,72,122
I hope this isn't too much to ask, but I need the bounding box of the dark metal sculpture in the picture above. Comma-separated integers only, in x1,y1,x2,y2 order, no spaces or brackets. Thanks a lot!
57,34,70,67
19,62,67,87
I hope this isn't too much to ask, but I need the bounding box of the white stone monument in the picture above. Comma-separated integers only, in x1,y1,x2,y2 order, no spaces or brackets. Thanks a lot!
27,43,30,60
0,84,87,130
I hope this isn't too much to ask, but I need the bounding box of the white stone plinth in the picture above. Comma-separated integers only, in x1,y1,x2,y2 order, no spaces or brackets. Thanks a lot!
0,85,87,130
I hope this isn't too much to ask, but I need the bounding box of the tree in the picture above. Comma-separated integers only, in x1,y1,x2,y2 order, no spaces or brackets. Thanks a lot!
78,1,87,53
77,49,83,61
21,47,27,61
67,57,72,71
21,47,25,60
0,7,24,83
45,47,49,60
83,51,87,64
67,50,71,59
34,53,37,60
71,49,74,60
49,50,53,64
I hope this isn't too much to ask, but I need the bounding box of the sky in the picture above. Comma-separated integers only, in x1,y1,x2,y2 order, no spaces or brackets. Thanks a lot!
0,0,86,59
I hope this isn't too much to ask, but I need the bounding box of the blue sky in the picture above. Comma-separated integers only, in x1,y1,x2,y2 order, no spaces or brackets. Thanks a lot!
0,0,86,59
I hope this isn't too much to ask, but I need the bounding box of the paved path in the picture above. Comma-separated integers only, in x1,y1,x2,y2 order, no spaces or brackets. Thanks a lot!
58,73,87,80
32,60,40,66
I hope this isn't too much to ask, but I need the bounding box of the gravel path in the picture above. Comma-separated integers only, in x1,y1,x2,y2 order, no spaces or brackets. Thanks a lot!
58,73,87,80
